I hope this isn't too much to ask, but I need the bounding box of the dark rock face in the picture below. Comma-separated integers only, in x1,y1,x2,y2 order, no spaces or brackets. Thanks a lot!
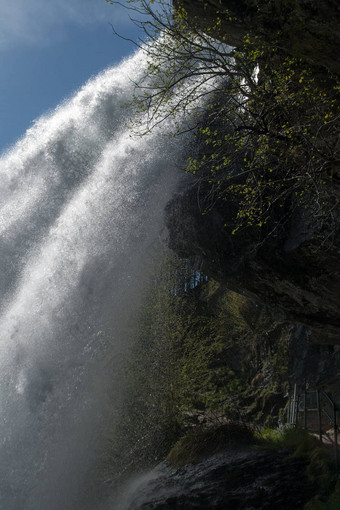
288,325,340,389
176,0,340,75
123,449,311,509
165,186,340,345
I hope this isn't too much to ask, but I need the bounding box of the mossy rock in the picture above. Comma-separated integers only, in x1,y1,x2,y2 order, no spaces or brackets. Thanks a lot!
167,422,254,468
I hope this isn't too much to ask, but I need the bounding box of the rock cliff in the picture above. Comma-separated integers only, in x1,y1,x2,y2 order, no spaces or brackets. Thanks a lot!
167,0,340,353
166,182,340,347
174,0,340,75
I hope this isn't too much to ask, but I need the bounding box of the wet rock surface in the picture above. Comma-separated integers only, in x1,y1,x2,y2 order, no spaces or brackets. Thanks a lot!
125,449,311,509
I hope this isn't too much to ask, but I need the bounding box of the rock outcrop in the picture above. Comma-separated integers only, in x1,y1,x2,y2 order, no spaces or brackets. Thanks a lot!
120,449,311,509
165,183,340,346
175,0,340,75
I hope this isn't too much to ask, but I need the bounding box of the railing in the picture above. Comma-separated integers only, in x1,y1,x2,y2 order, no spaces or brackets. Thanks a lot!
287,383,339,470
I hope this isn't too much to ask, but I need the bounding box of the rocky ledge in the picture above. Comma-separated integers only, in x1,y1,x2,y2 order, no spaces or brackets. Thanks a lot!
116,448,311,509
166,183,340,346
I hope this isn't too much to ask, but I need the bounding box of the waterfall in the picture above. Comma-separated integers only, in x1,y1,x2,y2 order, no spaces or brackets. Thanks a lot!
0,46,194,510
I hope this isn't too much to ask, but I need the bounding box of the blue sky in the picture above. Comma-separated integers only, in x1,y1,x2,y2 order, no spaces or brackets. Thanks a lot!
0,0,143,153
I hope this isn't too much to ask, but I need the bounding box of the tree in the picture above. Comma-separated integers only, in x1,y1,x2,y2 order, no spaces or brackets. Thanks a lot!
108,0,339,241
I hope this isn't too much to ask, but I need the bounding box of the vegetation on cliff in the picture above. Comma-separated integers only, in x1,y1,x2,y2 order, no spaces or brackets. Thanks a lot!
100,248,338,505
101,250,290,484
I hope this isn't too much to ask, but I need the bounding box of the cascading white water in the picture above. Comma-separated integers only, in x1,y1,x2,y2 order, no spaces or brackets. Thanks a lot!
0,46,197,510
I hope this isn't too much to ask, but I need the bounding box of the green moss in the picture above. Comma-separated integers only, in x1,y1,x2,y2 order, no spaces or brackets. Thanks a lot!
256,427,338,508
167,422,255,468
257,427,320,451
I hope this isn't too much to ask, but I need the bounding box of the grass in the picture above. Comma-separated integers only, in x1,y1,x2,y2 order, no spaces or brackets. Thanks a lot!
256,426,320,451
256,427,339,509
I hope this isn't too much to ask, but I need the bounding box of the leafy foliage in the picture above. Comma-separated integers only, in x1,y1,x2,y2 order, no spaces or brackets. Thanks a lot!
187,46,339,237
